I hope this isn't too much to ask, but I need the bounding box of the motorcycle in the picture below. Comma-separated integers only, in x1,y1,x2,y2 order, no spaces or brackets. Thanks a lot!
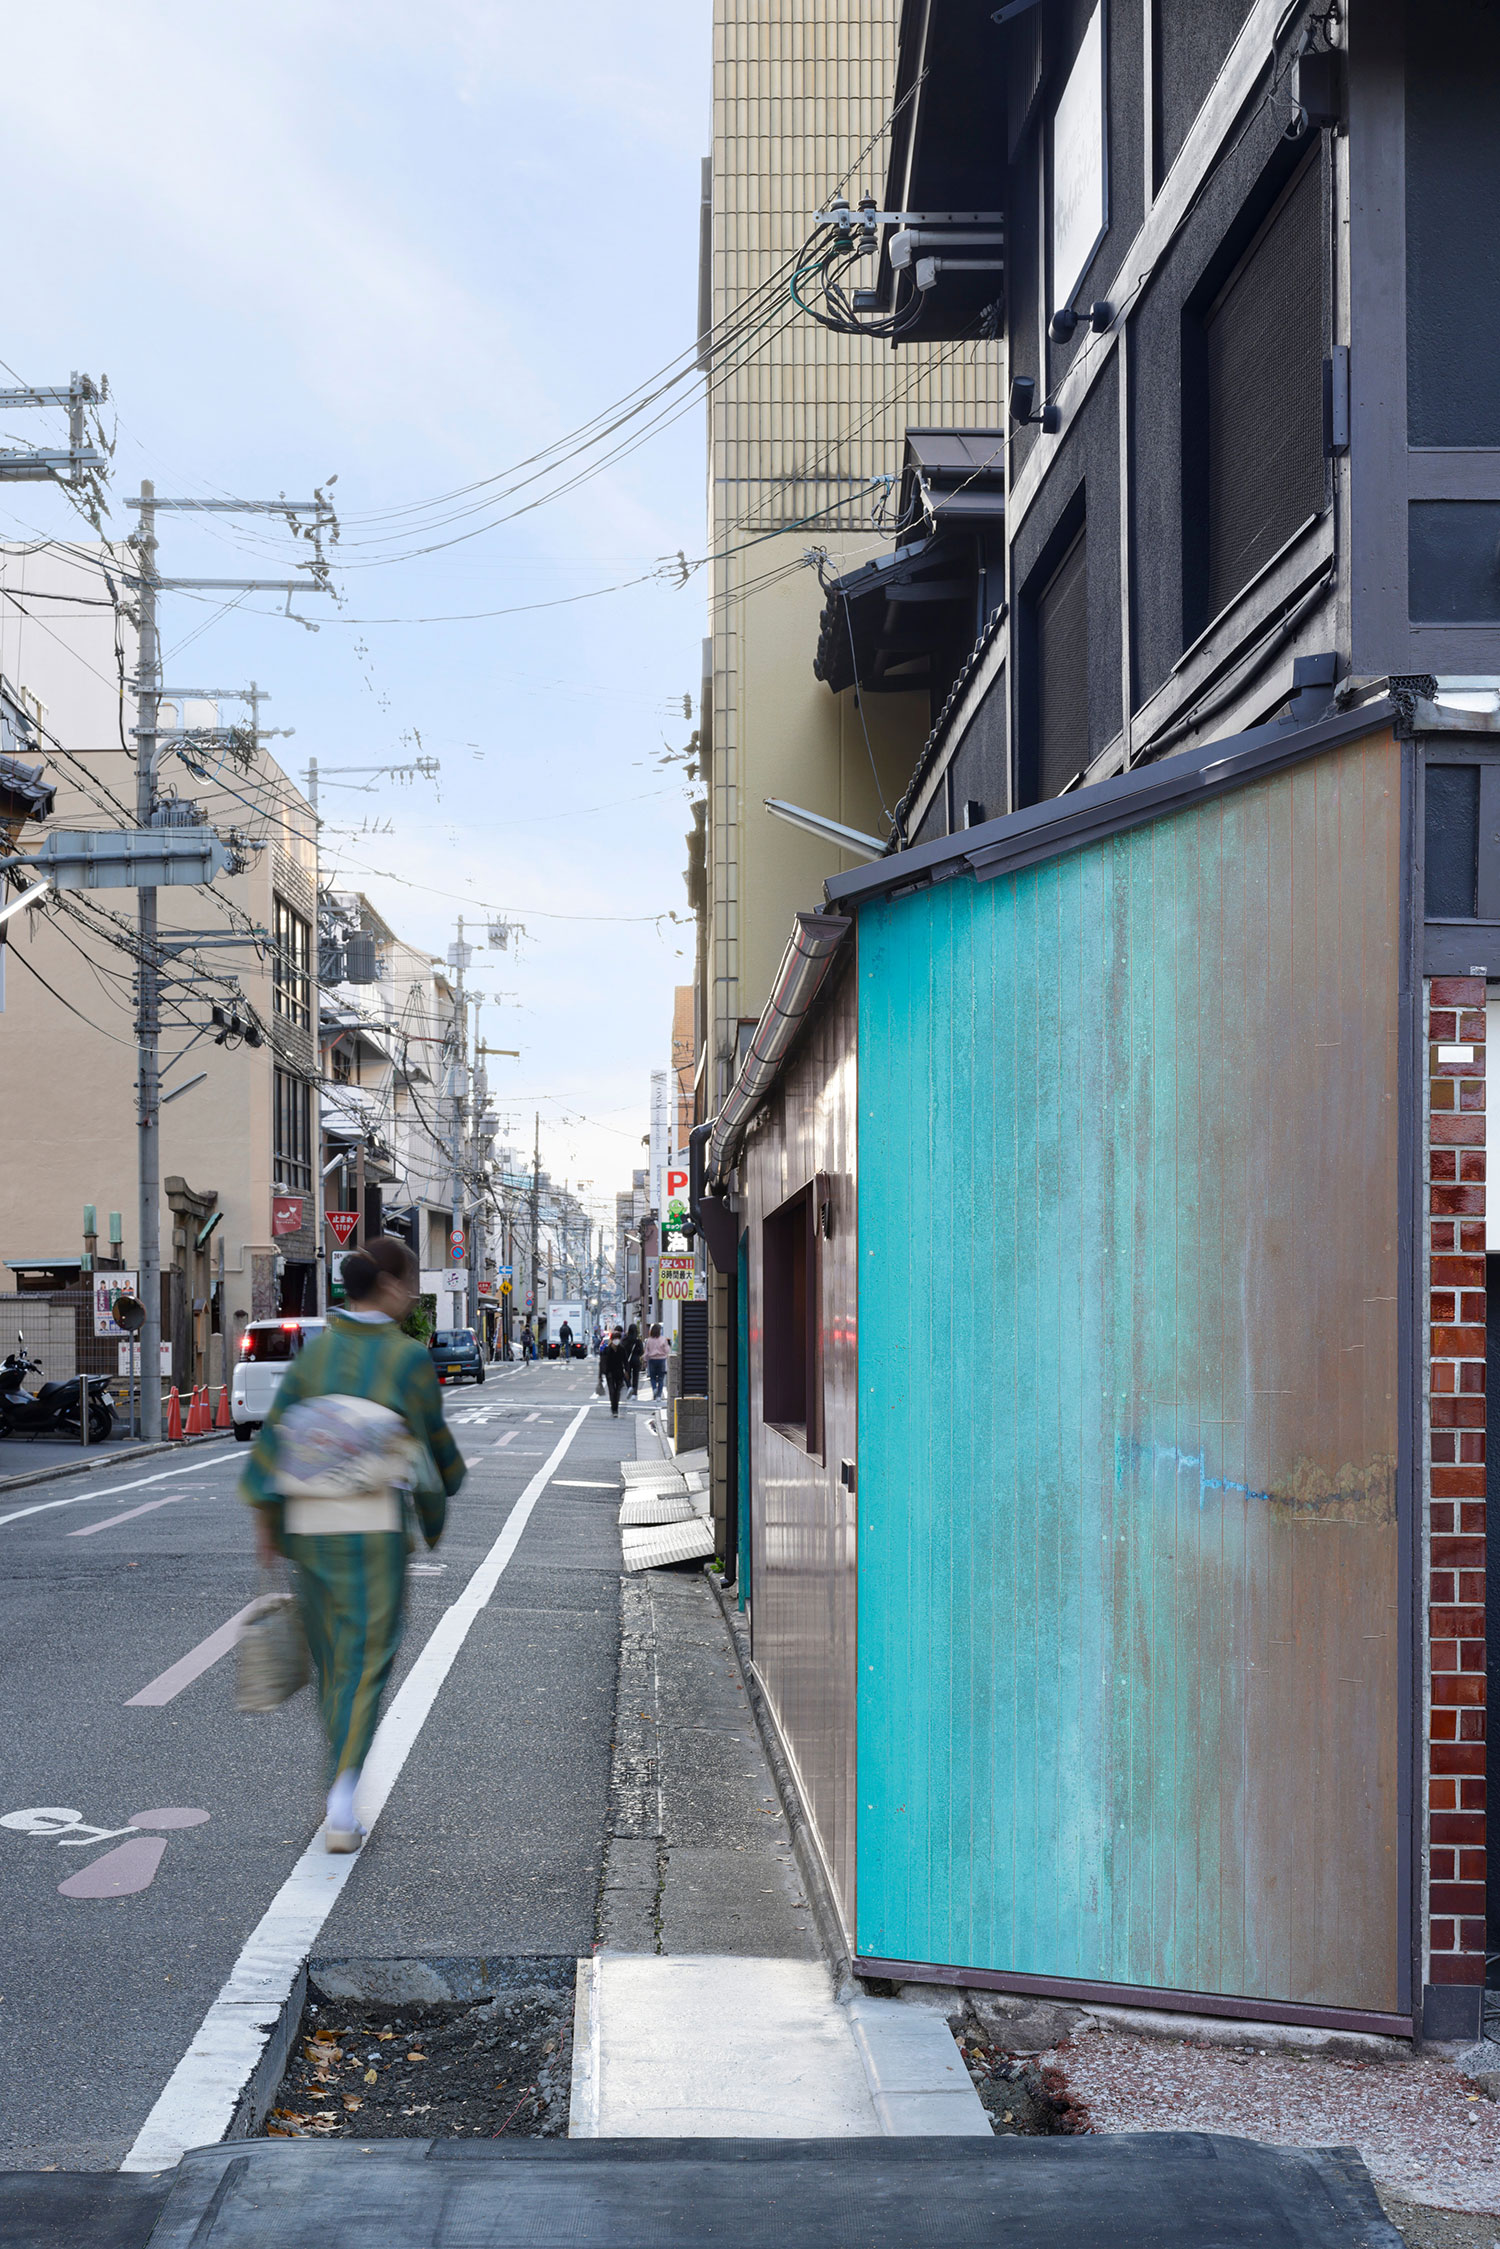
0,1339,116,1443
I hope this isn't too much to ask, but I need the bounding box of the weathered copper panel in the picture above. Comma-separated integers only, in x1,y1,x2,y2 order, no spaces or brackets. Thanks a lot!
744,960,859,1938
857,731,1403,2010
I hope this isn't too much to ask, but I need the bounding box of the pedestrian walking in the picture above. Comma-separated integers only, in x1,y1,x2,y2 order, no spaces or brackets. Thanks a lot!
558,1318,574,1361
624,1322,644,1398
595,1328,607,1394
241,1238,466,1853
644,1322,669,1401
601,1326,627,1415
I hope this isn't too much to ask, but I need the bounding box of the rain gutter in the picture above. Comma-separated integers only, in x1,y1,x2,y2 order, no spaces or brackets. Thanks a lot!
703,912,852,1198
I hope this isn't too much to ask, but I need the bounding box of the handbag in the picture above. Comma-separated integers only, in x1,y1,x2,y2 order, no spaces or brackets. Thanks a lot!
235,1571,311,1710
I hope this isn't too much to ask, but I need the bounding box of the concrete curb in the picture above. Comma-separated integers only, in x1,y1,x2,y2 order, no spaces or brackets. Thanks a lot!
0,1428,231,1496
705,1567,854,1997
568,1957,602,2136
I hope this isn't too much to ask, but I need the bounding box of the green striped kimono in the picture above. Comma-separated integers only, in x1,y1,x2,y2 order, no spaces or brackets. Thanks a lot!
241,1313,466,1779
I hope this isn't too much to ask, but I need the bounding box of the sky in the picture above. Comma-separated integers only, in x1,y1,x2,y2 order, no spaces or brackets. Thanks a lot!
0,0,711,1219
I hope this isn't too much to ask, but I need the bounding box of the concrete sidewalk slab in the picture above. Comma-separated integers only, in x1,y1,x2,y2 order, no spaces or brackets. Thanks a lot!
571,1955,883,2136
569,1954,992,2138
847,1996,995,2134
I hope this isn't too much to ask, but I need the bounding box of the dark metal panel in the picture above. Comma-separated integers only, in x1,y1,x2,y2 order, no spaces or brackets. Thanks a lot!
1398,740,1421,2024
744,961,859,1939
1409,502,1500,624
1347,0,1410,675
853,1956,1413,2039
857,729,1404,2011
827,693,1399,909
1423,925,1500,978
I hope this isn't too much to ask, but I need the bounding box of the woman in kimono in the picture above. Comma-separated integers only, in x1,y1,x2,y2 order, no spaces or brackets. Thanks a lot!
241,1237,465,1851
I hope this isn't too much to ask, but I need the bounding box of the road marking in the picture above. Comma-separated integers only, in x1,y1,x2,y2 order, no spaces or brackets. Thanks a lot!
523,1411,540,1422
491,1430,517,1449
125,1601,261,1707
69,1495,192,1538
121,1398,593,2172
0,1453,235,1533
552,1480,616,1489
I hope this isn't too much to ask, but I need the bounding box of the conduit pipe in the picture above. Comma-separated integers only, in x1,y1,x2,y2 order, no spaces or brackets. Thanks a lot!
705,911,851,1193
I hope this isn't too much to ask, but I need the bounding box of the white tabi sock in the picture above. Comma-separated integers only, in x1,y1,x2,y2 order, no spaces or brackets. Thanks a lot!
326,1768,360,1832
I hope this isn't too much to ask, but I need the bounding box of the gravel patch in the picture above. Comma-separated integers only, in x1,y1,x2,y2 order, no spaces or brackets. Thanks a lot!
260,1986,572,2141
1044,2027,1500,2217
948,2012,1091,2134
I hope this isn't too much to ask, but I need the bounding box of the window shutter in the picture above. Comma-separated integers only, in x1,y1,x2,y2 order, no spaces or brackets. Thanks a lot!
1205,159,1326,618
1037,527,1089,800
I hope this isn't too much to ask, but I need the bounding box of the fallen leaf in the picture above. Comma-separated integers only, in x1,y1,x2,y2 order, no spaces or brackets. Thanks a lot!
364,2068,378,2084
377,2031,395,2042
406,2051,427,2062
343,2097,363,2112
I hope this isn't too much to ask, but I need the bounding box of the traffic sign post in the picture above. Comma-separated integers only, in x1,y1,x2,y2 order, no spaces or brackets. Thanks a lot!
326,1211,359,1248
450,1229,466,1264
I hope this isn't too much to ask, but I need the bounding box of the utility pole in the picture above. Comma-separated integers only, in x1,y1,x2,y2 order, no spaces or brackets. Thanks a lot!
449,916,467,1334
529,1111,541,1337
468,1015,485,1334
123,484,332,1430
134,484,163,1439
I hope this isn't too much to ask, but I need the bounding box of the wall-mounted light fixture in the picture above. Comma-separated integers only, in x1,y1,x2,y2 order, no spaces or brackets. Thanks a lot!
1048,299,1114,344
1008,375,1060,434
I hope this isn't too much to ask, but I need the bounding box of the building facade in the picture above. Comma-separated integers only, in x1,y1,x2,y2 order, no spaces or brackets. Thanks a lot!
693,0,1500,2042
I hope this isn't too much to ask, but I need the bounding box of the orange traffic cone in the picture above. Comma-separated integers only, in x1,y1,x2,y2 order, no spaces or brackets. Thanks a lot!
166,1385,183,1441
215,1382,231,1429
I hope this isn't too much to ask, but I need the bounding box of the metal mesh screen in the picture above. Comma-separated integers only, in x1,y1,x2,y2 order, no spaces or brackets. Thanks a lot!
1425,765,1480,918
1037,529,1089,800
1206,159,1326,620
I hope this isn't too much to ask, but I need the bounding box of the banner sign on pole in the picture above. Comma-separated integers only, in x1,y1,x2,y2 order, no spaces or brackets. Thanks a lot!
118,1341,172,1375
658,1256,697,1301
94,1272,141,1338
272,1195,304,1238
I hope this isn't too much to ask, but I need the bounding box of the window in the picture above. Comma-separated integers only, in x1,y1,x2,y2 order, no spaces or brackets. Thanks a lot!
1424,760,1500,924
273,896,311,1029
1427,766,1480,919
330,1038,359,1085
240,1322,312,1362
1199,157,1326,626
762,1183,821,1454
274,1068,313,1193
1036,527,1089,800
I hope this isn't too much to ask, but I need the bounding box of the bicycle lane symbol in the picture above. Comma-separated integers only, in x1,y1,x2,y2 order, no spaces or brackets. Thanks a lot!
2,1805,210,1898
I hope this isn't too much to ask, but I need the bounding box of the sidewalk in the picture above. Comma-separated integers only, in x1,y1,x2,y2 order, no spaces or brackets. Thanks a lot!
573,1406,990,2138
0,1426,228,1494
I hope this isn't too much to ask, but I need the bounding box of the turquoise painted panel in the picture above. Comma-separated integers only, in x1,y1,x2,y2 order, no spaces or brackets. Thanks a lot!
856,736,1403,2011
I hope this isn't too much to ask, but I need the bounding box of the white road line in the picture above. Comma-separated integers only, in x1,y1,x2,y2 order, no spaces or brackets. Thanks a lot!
0,1453,234,1533
491,1430,517,1449
69,1495,191,1538
552,1480,616,1489
126,1600,262,1706
120,1398,594,2173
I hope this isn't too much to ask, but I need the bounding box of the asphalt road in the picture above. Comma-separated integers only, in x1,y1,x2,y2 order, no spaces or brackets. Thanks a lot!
0,1359,635,2171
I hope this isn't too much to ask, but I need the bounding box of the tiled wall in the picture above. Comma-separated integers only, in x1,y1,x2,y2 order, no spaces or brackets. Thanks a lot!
1426,975,1488,2021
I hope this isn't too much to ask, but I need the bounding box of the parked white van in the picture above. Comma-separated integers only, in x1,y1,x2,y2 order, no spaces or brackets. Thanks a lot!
230,1317,326,1440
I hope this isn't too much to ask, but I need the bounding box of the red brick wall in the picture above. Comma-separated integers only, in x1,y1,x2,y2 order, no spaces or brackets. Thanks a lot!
1427,975,1487,2007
